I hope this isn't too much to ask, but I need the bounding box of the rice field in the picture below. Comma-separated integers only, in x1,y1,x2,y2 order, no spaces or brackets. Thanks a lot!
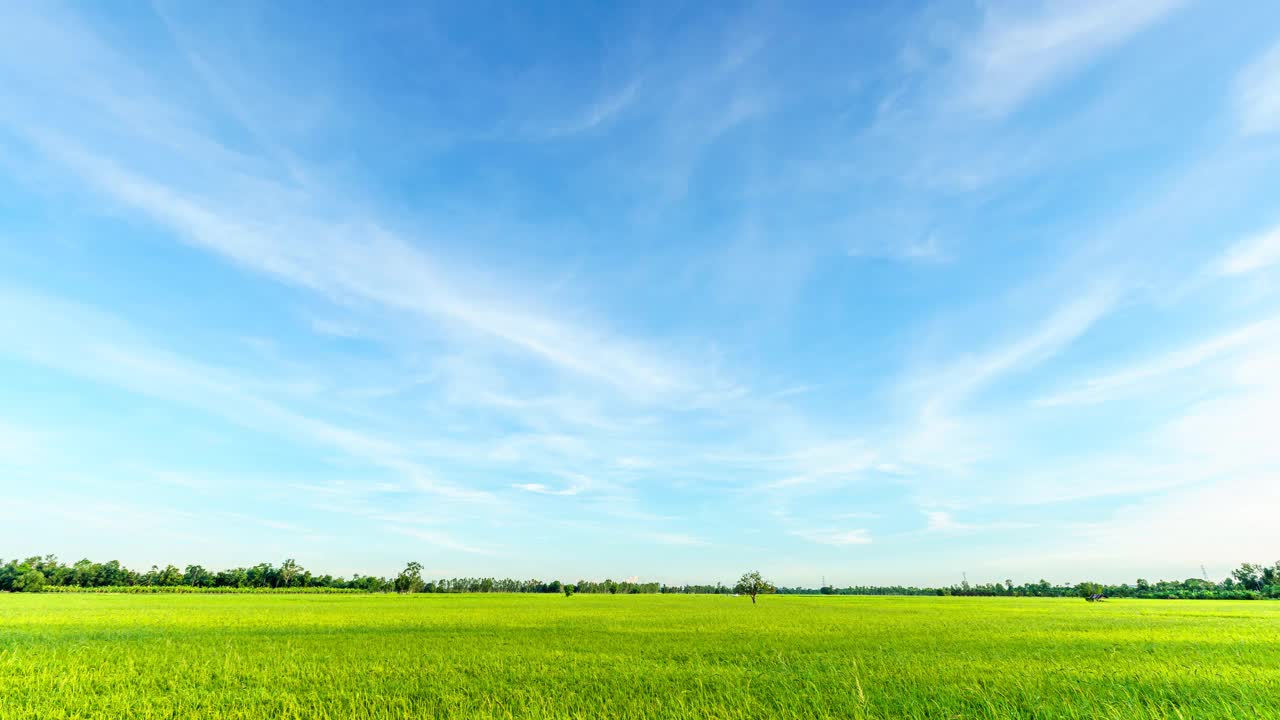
1,593,1277,719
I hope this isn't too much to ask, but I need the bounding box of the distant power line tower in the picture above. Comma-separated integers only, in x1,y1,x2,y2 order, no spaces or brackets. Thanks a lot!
1201,564,1210,581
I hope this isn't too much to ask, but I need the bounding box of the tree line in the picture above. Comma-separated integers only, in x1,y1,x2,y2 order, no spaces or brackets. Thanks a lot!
3,555,1278,599
0,556,729,595
780,563,1280,600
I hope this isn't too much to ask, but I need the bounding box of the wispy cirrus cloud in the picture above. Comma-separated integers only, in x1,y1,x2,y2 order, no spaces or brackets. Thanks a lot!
880,286,1117,476
1236,40,1280,136
995,345,1280,576
542,78,644,137
1217,222,1280,276
28,130,689,399
923,511,970,533
0,421,44,467
512,481,586,497
790,528,872,547
390,527,500,555
910,286,1117,416
959,0,1186,117
1038,315,1280,406
1,2,704,404
3,0,1279,583
0,287,491,504
652,532,711,547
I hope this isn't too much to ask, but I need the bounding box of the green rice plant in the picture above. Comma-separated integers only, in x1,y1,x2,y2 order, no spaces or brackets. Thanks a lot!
1,594,1277,719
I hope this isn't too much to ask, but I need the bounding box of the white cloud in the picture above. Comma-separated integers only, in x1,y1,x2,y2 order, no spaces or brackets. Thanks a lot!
834,511,881,520
912,286,1117,415
512,482,585,497
615,457,654,469
791,528,872,546
546,79,643,136
923,511,969,532
956,338,1280,509
888,287,1116,473
758,442,881,493
0,421,44,466
1040,345,1280,573
306,316,368,339
1007,471,1280,581
962,0,1185,116
1217,223,1280,276
219,511,305,533
652,533,710,547
1236,40,1280,136
390,527,497,555
0,287,490,503
23,130,689,401
5,0,1277,578
1005,340,1280,511
1,494,207,546
1158,346,1280,468
1038,315,1280,406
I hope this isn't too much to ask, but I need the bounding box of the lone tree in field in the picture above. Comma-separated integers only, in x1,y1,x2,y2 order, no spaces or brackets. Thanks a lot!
1077,581,1105,601
735,571,775,604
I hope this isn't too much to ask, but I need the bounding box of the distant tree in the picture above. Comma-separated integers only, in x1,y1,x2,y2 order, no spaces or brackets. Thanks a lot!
246,563,275,588
735,571,775,604
1264,562,1280,587
69,559,98,587
1233,563,1265,591
15,569,46,593
563,584,575,597
157,565,184,586
1077,581,1104,600
185,565,214,588
279,559,301,588
395,561,424,594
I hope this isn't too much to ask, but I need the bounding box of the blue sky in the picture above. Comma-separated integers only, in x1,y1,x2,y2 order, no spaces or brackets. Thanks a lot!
2,1,1279,586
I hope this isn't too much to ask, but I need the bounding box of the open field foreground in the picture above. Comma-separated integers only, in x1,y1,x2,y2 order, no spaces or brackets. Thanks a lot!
2,594,1278,719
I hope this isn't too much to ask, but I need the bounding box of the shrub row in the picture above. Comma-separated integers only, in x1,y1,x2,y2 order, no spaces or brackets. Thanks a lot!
38,585,369,594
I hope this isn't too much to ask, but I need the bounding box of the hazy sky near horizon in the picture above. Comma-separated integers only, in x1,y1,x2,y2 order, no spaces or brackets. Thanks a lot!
2,1,1279,586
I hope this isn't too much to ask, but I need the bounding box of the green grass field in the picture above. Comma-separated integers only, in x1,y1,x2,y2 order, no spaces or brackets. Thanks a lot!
2,594,1277,719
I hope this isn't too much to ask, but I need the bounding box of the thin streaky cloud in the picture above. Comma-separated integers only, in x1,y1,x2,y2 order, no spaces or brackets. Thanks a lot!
652,533,711,547
961,0,1185,117
390,527,500,555
25,130,691,399
546,78,644,137
0,287,490,504
790,528,873,547
910,285,1118,417
923,511,969,532
1236,39,1280,136
2,1,1278,582
1038,315,1280,407
512,483,585,497
1217,223,1280,276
